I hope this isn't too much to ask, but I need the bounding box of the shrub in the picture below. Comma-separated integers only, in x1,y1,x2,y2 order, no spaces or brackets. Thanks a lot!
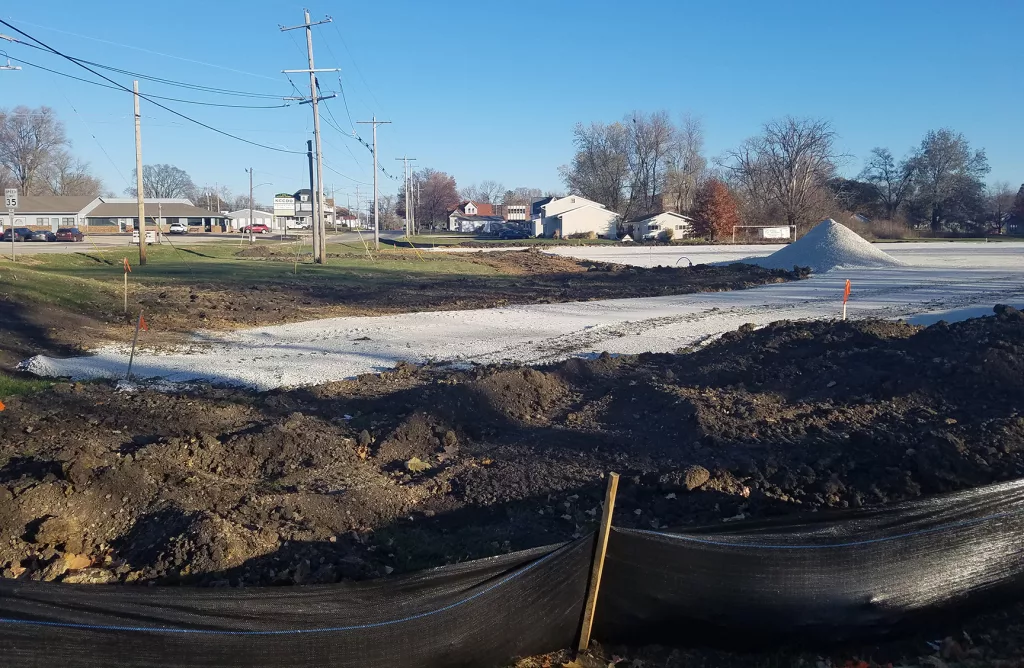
566,231,597,240
658,227,675,242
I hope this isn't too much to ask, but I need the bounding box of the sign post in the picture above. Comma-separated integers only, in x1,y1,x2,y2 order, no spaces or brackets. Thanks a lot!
4,188,17,261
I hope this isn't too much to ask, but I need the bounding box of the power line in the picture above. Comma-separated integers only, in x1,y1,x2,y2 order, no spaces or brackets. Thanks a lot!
7,17,282,81
6,37,289,98
331,23,385,115
10,55,295,108
0,19,306,155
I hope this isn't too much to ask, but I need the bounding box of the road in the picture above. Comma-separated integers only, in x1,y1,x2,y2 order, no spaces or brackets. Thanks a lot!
1,230,402,256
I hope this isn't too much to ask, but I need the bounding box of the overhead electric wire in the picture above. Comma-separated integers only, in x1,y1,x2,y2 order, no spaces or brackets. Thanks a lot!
331,23,384,114
6,38,289,98
0,19,306,155
7,17,282,81
10,56,294,108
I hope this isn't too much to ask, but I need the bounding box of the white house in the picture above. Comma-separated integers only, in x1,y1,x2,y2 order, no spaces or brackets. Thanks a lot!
631,212,696,240
226,208,276,231
533,195,619,238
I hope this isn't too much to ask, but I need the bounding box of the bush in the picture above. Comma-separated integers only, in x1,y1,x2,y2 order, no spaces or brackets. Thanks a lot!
658,228,675,242
566,231,597,240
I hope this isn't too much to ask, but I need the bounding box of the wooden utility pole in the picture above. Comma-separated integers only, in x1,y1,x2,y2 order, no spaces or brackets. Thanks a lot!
395,156,416,237
306,140,316,249
357,116,390,250
133,80,147,265
247,168,255,244
281,10,337,265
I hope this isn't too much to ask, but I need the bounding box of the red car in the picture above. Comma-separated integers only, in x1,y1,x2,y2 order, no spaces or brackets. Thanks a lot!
56,227,85,242
241,223,271,234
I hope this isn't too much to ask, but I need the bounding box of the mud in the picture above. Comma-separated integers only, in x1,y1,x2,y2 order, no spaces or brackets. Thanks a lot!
1,305,1022,663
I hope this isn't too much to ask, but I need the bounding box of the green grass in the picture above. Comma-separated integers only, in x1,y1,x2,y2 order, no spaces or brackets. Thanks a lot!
0,240,503,317
0,372,52,399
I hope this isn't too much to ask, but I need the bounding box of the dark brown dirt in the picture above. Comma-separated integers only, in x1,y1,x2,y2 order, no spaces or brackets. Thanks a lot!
1,306,1022,664
0,250,802,367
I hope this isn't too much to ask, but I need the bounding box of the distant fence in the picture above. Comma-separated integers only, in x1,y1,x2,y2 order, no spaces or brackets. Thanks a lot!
3,478,1024,667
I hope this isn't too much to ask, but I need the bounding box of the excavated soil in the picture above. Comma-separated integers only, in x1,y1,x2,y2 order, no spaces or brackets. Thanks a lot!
1,305,1023,664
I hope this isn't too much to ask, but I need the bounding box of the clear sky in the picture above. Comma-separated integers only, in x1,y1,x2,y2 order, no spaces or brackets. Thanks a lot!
2,0,1021,205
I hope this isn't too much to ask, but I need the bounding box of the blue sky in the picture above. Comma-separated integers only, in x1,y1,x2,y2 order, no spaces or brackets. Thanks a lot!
2,0,1021,204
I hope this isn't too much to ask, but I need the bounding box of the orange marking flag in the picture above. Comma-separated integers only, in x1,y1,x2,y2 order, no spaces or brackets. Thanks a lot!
843,279,851,304
139,314,149,332
123,258,131,273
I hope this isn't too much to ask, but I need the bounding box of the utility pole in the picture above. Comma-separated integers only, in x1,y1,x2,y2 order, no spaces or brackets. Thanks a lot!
246,168,255,244
281,10,337,265
306,139,317,250
133,80,147,265
415,181,420,234
395,156,416,237
355,185,360,229
357,116,390,250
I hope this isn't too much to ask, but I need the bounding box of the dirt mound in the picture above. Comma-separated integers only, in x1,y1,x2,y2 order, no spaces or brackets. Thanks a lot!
0,306,1022,591
750,218,904,272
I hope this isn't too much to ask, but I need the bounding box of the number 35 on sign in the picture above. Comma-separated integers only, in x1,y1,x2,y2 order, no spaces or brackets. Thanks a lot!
4,189,17,209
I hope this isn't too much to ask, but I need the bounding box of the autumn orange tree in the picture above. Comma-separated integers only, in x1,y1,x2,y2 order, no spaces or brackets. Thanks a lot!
693,178,741,241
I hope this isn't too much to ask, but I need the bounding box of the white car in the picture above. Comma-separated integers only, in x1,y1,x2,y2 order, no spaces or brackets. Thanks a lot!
168,222,188,235
286,220,311,229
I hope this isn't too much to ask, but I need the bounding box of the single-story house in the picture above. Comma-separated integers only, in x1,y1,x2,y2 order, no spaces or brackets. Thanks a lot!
1006,213,1024,236
1,195,101,233
1,196,227,233
629,212,696,239
533,195,619,239
449,214,506,234
226,208,276,231
84,199,227,233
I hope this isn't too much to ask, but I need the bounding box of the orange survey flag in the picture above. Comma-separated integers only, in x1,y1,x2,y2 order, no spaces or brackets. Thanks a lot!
843,279,851,304
123,258,131,273
0,400,5,411
139,314,149,332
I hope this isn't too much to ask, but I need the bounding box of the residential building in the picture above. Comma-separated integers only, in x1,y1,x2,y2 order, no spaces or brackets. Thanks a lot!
629,212,696,239
532,195,619,238
449,214,506,233
226,208,275,231
494,204,528,221
1,195,99,233
1,195,226,233
447,200,497,229
1006,213,1024,235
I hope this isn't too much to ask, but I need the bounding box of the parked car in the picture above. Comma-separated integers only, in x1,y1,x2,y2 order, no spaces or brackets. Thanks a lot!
241,223,271,234
55,228,84,242
286,220,310,230
168,222,188,235
30,230,57,242
498,228,530,240
1,227,35,242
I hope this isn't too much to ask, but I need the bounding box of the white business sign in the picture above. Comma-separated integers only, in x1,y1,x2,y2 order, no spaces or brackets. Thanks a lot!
4,189,17,209
761,226,791,239
273,197,295,217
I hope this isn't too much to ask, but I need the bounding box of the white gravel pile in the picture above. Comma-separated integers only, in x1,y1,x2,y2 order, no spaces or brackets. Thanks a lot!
747,219,904,273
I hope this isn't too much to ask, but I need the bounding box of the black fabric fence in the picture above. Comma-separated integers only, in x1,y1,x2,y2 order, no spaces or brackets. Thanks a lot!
0,538,593,668
595,478,1024,644
3,479,1024,666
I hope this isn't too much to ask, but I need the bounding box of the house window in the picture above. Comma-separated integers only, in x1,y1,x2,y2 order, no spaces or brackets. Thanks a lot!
676,225,685,231
62,217,75,225
37,217,46,225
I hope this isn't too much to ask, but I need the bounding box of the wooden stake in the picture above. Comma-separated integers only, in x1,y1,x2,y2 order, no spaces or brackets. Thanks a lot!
126,311,143,380
577,472,619,654
123,269,128,313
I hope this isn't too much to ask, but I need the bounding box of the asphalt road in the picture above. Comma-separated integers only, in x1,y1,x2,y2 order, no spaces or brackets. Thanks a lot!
1,230,399,256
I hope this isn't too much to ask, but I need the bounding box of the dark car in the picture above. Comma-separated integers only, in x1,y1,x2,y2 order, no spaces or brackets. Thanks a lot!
498,228,530,240
55,227,85,242
1,227,35,242
30,230,56,242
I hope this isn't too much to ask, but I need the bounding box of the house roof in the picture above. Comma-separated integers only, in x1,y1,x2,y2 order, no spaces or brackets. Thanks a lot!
88,202,225,218
555,203,618,219
629,211,696,224
452,200,495,216
7,195,98,214
452,214,504,222
226,209,274,219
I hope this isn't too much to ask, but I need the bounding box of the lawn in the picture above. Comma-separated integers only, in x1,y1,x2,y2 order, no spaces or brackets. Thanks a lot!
0,372,52,399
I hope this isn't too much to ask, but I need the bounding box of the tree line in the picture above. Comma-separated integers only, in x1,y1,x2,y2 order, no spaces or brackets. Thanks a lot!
561,112,1020,238
0,106,103,197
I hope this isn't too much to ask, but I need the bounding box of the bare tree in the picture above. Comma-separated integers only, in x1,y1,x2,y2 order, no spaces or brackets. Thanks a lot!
663,113,706,214
125,164,195,199
559,121,631,214
987,181,1016,234
502,187,544,206
858,147,917,220
42,150,103,197
910,129,990,231
0,106,70,195
726,117,839,232
624,110,674,218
